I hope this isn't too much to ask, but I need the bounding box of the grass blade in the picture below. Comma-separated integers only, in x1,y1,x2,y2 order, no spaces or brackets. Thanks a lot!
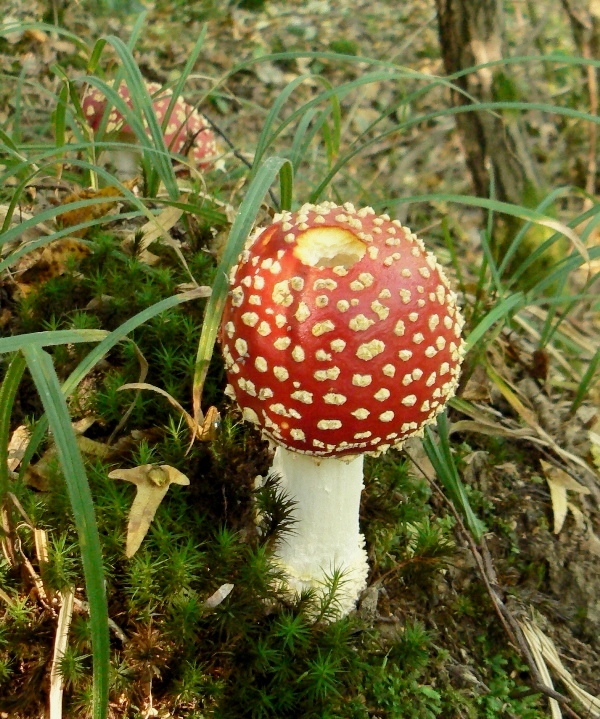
0,330,109,354
423,415,485,541
464,293,525,352
22,346,109,719
570,346,600,415
161,26,207,138
192,156,292,422
0,353,27,502
101,35,179,199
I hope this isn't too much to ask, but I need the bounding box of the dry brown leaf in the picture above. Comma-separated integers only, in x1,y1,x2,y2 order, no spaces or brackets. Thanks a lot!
121,203,184,265
460,364,491,402
24,418,106,489
540,459,590,534
135,203,184,252
56,179,138,237
14,238,91,294
7,424,30,472
118,380,218,441
199,406,221,441
108,464,190,557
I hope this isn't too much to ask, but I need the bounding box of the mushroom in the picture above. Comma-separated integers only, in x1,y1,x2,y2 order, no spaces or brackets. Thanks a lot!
220,201,466,615
81,80,220,178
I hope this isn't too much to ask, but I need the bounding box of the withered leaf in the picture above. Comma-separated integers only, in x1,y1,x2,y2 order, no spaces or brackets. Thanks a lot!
540,459,590,534
15,239,90,293
108,464,190,557
56,179,137,237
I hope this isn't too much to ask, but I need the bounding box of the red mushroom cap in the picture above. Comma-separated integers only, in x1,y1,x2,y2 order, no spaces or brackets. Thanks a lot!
221,202,466,458
81,80,220,169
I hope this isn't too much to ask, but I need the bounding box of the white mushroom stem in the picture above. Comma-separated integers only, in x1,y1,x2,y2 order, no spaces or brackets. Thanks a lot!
270,447,369,616
108,146,139,180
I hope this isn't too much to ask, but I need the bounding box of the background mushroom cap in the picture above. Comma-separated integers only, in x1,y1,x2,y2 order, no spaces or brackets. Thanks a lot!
81,80,220,169
221,202,466,458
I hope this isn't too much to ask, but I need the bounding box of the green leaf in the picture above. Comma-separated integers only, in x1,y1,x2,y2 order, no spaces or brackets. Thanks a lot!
422,415,485,541
192,156,292,420
464,293,524,352
0,353,27,502
23,346,109,719
0,330,109,354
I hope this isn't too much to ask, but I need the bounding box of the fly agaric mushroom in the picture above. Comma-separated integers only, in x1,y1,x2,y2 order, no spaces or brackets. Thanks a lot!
81,81,220,177
220,202,466,615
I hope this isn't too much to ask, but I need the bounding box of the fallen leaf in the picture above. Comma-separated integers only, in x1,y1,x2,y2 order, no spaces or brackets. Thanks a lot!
134,204,183,251
540,460,590,534
121,201,185,265
15,238,91,294
7,424,30,471
24,418,105,490
204,583,234,609
108,464,190,557
254,61,286,86
460,364,491,402
56,179,138,237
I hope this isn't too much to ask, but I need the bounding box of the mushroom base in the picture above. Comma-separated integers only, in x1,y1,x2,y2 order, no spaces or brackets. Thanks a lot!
271,448,369,617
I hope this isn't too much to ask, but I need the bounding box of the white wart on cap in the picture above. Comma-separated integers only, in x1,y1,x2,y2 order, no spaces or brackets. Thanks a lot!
221,202,466,458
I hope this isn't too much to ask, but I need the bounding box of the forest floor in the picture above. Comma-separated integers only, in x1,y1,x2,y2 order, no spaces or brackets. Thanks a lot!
1,0,599,718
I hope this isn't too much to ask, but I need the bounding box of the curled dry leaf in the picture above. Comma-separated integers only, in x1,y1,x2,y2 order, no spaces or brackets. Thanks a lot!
118,381,218,441
14,239,90,295
121,202,185,265
56,179,138,237
540,459,590,534
108,464,190,557
129,203,184,252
